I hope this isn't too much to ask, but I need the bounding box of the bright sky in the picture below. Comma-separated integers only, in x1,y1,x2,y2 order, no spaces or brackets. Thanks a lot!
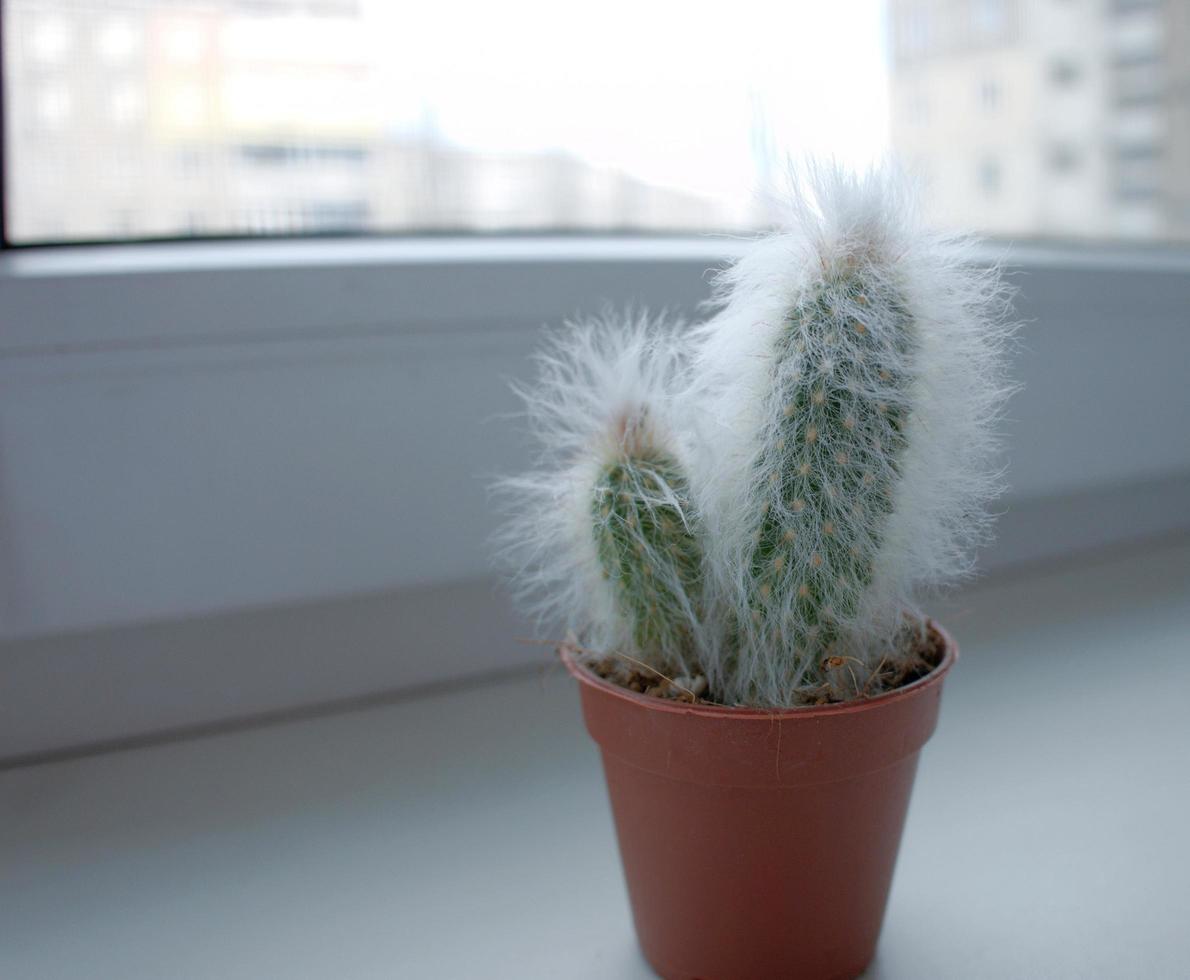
364,0,891,222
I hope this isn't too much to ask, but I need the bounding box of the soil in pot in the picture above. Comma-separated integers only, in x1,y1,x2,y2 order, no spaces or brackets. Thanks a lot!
578,621,946,707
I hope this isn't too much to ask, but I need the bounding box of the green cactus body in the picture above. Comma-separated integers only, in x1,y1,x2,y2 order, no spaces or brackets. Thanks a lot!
592,437,701,671
747,269,915,687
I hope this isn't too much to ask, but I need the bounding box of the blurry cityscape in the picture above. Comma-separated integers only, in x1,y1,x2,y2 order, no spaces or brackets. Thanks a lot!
3,0,1189,243
889,0,1190,240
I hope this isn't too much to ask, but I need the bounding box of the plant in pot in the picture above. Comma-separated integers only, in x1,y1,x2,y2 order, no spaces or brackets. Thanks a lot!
495,163,1015,980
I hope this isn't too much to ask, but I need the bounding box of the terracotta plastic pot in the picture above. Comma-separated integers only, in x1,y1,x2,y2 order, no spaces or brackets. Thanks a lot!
563,623,957,980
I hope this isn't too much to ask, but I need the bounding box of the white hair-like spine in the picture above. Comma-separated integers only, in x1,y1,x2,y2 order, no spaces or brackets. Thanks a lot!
689,161,1016,705
493,162,1016,707
492,312,705,676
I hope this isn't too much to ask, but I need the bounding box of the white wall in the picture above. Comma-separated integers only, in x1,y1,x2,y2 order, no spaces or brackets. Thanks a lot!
0,240,731,638
1,239,1188,759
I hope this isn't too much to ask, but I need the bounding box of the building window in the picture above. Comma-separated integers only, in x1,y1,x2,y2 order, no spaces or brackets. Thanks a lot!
1110,0,1162,14
971,0,1007,39
1047,143,1081,174
96,18,140,63
1115,88,1163,109
1114,142,1161,201
1114,59,1163,107
163,20,205,64
1115,183,1159,202
30,14,72,63
1049,58,1082,88
1115,142,1161,161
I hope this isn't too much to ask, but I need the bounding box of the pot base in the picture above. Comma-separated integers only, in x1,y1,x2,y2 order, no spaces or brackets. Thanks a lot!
610,750,919,980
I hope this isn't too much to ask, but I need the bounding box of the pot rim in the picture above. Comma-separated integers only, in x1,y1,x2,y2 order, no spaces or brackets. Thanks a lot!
561,619,957,721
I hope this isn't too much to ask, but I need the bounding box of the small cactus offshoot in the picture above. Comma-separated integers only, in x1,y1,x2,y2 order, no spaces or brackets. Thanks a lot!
495,163,1015,707
591,412,702,673
492,314,704,678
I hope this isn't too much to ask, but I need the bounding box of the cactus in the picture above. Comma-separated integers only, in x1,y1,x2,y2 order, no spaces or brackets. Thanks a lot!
739,268,915,695
495,163,1015,708
591,411,703,671
691,162,1014,705
493,313,704,678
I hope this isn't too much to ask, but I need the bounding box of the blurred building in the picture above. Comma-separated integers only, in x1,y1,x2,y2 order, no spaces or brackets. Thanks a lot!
4,0,724,242
889,0,1190,240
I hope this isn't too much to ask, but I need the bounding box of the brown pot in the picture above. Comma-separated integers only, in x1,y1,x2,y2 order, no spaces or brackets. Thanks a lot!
563,623,957,980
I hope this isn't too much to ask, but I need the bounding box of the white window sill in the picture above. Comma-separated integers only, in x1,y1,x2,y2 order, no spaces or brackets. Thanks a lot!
2,541,1187,978
0,234,749,278
5,233,1190,277
4,235,1190,355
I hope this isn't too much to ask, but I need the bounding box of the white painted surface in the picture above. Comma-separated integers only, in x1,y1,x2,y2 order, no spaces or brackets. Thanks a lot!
2,239,1188,757
2,477,1185,763
3,541,1188,979
2,243,1189,639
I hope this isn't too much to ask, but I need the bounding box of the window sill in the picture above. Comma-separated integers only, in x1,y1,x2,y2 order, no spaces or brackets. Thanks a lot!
3,542,1188,976
3,235,1190,356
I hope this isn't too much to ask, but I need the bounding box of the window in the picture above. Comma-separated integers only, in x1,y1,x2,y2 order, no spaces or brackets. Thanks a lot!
1113,141,1162,201
3,0,1190,244
1111,0,1162,13
970,0,1008,39
1113,57,1164,106
1,0,892,243
1047,143,1081,174
1049,58,1082,88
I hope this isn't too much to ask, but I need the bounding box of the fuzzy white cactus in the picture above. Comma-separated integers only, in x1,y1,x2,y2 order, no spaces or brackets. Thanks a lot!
494,161,1016,708
493,312,704,678
690,162,1015,705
